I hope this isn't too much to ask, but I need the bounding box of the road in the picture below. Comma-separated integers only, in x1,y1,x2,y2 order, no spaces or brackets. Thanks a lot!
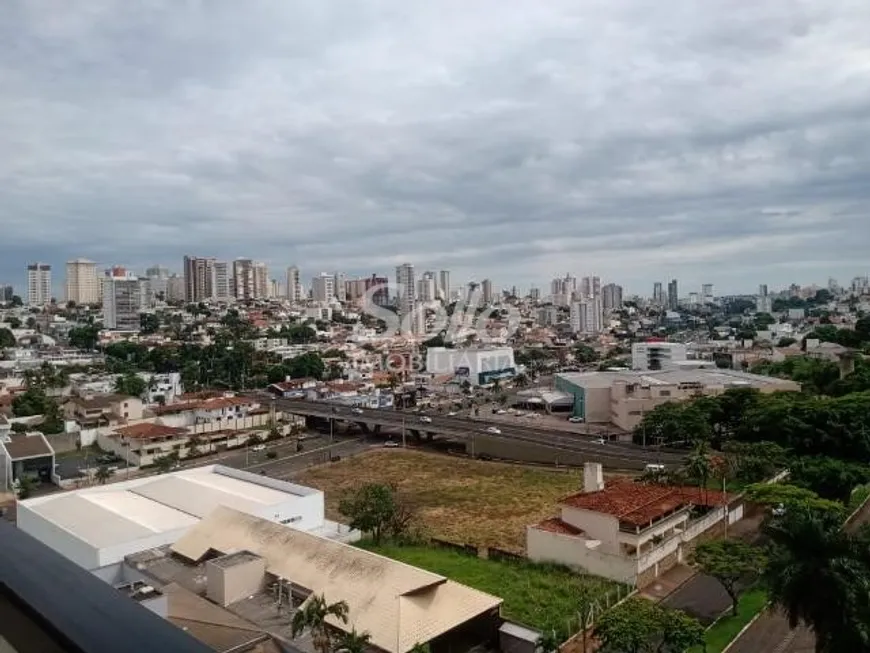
726,497,870,653
271,398,685,468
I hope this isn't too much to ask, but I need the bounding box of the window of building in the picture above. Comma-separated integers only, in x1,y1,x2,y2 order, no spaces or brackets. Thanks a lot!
659,390,671,397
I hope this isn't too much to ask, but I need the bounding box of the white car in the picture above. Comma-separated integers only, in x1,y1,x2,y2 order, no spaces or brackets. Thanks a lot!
250,444,266,452
447,411,458,416
568,416,585,423
383,440,400,448
419,415,432,424
496,409,507,415
594,438,606,445
351,407,364,415
485,426,502,434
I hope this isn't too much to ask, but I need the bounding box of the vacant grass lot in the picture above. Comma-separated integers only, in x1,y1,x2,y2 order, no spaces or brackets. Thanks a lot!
296,449,586,551
359,541,620,632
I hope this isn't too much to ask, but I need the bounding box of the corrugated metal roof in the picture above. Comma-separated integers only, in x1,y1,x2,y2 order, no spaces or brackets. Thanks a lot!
172,507,502,653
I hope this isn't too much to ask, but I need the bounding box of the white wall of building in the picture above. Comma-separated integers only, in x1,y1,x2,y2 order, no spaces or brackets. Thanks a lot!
16,503,101,570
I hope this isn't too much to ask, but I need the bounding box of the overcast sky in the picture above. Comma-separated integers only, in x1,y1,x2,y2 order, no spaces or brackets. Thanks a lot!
2,0,870,297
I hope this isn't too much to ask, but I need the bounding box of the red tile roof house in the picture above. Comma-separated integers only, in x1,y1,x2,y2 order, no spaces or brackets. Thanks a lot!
527,462,741,587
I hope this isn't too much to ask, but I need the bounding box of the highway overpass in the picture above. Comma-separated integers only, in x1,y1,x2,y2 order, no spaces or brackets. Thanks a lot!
272,398,685,469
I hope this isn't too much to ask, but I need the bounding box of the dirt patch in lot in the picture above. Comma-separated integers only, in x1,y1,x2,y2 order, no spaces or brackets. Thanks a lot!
297,449,597,552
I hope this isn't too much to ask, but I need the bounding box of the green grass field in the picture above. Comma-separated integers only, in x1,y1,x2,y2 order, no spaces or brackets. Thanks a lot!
690,588,769,653
359,541,622,633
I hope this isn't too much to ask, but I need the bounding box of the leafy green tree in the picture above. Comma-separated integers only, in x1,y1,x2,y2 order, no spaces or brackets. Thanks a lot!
744,483,845,517
690,539,767,615
68,324,101,350
154,452,179,474
12,387,51,417
287,352,325,380
684,442,713,493
290,593,349,653
333,628,371,653
15,475,36,499
788,456,870,503
139,313,161,335
115,373,147,398
0,327,15,348
763,508,870,652
573,344,599,364
95,466,112,485
338,483,397,544
594,597,704,653
777,336,798,347
633,402,711,447
3,316,21,329
10,295,22,307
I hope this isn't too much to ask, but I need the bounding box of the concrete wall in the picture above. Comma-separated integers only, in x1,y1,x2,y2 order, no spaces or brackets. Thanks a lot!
16,503,100,570
97,527,191,568
560,506,618,552
526,527,637,584
206,556,267,607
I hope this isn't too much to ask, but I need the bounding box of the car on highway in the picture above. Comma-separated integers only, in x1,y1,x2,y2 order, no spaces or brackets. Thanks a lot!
644,463,666,473
594,437,606,444
250,444,266,452
568,416,585,423
485,426,502,434
351,407,364,415
383,440,400,448
419,415,432,424
447,411,458,416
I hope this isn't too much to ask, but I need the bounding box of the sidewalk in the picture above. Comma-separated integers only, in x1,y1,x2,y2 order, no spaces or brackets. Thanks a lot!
642,564,732,626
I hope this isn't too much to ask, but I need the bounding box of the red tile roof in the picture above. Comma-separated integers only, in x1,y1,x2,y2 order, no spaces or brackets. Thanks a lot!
534,517,585,536
196,396,253,410
114,423,188,441
560,480,730,527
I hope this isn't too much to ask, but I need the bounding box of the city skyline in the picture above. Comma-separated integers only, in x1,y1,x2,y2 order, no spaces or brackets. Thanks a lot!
2,3,870,294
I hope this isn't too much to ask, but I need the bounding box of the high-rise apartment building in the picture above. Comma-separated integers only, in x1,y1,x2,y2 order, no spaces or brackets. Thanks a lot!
365,274,389,307
102,268,147,331
580,276,601,299
667,279,679,310
481,278,494,304
183,256,216,303
333,272,347,303
286,266,303,302
231,259,267,301
653,282,664,305
213,262,231,301
570,297,603,334
601,283,623,312
688,292,700,306
311,273,335,302
529,287,541,302
701,283,714,304
418,272,437,303
756,284,772,313
438,270,451,301
395,263,416,333
65,259,99,305
166,275,185,303
0,284,13,303
27,263,52,307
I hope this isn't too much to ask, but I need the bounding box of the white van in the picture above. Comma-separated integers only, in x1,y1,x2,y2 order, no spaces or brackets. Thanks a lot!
644,463,666,473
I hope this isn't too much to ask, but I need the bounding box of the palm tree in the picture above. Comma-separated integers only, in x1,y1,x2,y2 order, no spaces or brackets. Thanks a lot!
291,594,350,653
95,466,112,485
764,509,870,652
333,628,371,653
684,442,713,503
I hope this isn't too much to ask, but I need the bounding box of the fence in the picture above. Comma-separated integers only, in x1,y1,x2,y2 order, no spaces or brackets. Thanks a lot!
558,582,637,653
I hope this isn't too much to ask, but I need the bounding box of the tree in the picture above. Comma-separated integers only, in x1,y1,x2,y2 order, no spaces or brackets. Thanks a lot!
684,442,713,493
287,352,325,380
154,452,178,474
10,295,22,307
574,344,599,364
68,324,100,350
763,508,870,652
535,629,562,653
139,313,161,335
594,597,704,653
290,593,349,653
95,466,112,485
690,539,767,615
788,456,870,503
744,483,845,518
0,327,15,348
338,483,397,544
115,373,147,398
15,476,36,499
187,435,204,458
777,337,797,348
333,628,371,653
633,402,711,447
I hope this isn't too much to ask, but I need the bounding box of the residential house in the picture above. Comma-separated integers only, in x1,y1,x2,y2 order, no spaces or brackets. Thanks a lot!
266,378,318,399
527,463,741,587
0,432,56,489
66,394,144,428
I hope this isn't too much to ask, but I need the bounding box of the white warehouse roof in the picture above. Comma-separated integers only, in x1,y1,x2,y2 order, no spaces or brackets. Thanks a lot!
18,465,325,569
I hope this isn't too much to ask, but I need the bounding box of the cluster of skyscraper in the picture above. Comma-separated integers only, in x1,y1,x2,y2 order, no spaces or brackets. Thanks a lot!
545,274,624,335
651,280,715,309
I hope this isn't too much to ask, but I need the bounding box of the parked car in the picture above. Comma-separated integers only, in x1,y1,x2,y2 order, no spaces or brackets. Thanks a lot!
594,438,606,445
644,463,666,473
568,416,585,423
419,416,432,424
351,407,364,415
251,444,266,452
485,426,502,434
383,440,400,448
447,411,458,416
495,409,507,415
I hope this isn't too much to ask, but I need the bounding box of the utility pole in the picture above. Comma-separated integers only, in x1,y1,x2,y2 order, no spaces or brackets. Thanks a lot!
401,416,406,448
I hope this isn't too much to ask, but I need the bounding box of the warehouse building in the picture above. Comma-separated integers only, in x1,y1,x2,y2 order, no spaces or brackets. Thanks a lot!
554,368,801,431
16,464,357,580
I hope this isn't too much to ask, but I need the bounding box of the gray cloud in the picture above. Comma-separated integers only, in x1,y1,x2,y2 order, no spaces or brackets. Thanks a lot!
1,0,870,296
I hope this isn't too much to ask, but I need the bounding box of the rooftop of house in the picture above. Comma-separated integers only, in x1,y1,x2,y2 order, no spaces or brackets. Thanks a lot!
1,432,54,460
533,517,585,536
560,480,730,527
114,422,189,441
72,393,138,410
